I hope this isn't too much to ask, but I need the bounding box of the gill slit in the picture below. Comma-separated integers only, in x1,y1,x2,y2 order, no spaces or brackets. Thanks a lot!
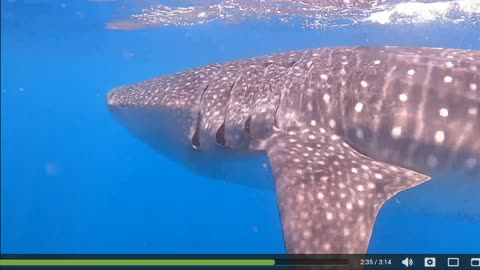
273,51,307,130
216,80,238,147
192,84,210,150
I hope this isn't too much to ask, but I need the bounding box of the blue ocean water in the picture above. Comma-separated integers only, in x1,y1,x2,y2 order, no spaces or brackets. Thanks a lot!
1,1,479,254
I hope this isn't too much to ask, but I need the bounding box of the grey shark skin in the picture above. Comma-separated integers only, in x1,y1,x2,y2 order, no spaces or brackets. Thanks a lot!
107,46,480,254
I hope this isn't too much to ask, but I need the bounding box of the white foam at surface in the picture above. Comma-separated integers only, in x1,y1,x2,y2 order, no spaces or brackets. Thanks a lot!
104,0,480,30
365,0,480,25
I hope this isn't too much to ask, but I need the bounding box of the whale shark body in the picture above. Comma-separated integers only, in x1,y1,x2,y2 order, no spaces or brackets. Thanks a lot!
107,46,480,254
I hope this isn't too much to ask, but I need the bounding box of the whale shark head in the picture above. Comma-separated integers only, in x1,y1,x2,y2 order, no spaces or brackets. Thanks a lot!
107,65,275,188
107,46,479,254
107,68,209,161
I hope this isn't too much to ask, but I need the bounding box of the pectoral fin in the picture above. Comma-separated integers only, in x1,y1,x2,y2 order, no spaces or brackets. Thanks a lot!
261,130,431,253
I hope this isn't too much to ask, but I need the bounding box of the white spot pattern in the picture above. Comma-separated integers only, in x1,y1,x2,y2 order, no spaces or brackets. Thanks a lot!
108,46,479,255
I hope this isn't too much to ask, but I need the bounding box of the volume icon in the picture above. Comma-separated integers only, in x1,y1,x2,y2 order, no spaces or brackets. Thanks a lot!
402,258,413,267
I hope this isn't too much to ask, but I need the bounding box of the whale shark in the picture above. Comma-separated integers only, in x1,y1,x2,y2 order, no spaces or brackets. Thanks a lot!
107,46,480,254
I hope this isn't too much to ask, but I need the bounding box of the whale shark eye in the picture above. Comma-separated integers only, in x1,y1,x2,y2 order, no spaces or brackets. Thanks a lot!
215,122,226,147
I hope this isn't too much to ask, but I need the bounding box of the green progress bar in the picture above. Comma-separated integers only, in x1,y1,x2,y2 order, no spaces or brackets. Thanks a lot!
0,259,275,266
